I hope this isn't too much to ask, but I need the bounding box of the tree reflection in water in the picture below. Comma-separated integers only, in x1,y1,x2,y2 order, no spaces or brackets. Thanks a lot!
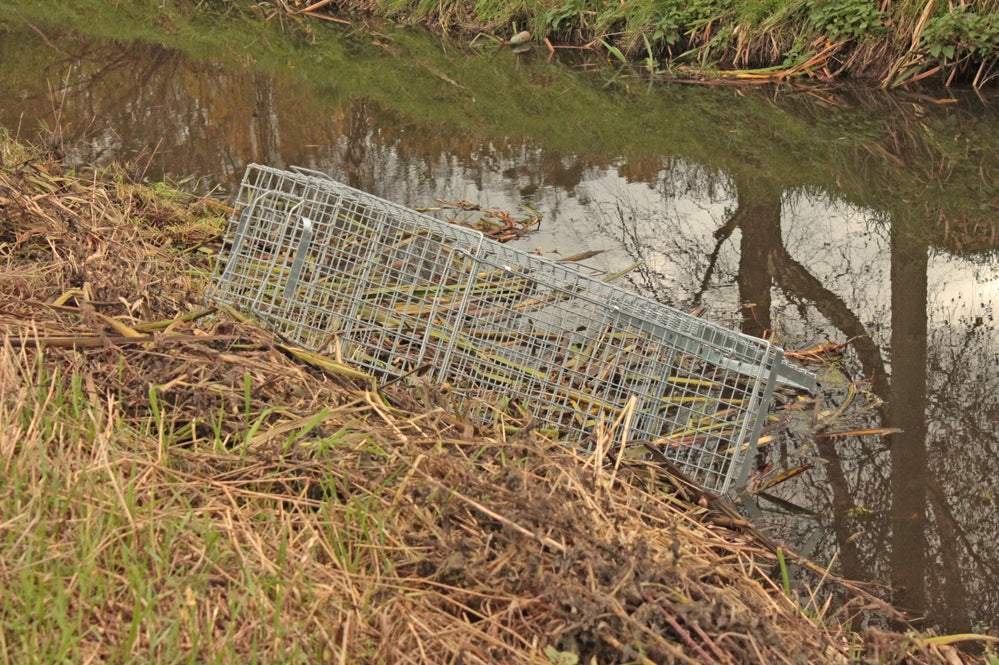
599,171,998,634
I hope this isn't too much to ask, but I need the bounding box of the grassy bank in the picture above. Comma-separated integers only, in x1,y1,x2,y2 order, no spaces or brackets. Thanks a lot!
268,0,999,88
2,133,995,663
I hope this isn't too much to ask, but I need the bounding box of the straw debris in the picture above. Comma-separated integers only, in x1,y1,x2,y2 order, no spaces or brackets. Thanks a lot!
0,132,982,663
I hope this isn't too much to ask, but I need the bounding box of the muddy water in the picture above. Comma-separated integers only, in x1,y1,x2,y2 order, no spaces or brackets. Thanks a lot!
2,9,998,636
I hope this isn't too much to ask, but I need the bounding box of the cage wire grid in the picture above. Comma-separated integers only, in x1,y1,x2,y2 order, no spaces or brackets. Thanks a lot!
208,164,814,494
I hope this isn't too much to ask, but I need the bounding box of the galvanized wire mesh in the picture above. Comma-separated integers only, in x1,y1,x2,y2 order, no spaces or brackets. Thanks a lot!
208,164,814,494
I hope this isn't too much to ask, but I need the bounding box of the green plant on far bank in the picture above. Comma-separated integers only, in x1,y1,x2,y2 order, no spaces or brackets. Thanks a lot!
918,5,999,85
8,0,997,86
806,0,884,43
333,0,997,86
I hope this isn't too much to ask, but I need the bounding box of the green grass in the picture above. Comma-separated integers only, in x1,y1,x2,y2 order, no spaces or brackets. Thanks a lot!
0,347,310,663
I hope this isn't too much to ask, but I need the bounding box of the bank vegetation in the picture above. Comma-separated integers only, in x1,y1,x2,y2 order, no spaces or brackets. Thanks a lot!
262,0,999,88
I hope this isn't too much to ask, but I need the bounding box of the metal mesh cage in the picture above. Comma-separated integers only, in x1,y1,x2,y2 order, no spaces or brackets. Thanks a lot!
208,164,814,494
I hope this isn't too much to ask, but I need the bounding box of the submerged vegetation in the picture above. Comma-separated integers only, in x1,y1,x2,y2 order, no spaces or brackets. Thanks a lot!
2,132,995,662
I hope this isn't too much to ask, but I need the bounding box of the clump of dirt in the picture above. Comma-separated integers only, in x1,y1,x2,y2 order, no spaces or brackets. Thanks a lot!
0,134,981,664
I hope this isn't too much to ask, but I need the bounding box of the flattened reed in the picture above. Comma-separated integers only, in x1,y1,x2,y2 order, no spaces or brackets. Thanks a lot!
0,133,979,663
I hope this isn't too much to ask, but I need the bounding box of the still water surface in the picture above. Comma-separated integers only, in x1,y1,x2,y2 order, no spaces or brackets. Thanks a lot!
2,11,997,635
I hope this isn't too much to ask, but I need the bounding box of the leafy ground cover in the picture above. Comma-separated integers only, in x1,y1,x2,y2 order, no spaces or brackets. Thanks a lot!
0,131,992,663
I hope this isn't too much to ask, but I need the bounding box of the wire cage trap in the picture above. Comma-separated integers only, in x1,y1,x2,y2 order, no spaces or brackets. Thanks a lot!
208,164,815,494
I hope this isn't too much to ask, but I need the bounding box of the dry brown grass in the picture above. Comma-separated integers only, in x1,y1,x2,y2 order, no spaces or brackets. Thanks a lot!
0,132,982,663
